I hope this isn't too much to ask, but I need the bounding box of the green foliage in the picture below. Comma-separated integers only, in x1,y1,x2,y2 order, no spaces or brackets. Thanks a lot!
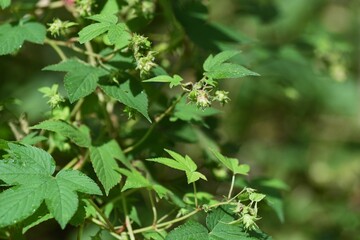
147,149,207,184
0,22,46,55
0,1,284,239
0,143,101,229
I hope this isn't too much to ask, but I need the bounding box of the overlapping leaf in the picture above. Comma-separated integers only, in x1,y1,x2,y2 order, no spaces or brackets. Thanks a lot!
209,148,249,175
143,74,183,88
147,149,207,184
0,143,101,229
203,50,259,80
78,13,131,49
30,120,92,148
0,0,10,9
43,59,108,103
0,22,46,55
89,140,122,195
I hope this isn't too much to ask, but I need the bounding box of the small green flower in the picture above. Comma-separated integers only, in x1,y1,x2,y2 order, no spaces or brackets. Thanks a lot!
75,0,94,16
38,84,64,108
214,90,230,105
196,90,211,109
47,19,77,37
136,51,156,74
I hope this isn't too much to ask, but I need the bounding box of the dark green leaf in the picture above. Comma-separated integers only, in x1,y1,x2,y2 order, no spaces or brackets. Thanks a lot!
205,63,259,80
166,221,208,240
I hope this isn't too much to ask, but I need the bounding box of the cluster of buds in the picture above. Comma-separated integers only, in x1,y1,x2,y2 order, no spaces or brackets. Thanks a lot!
47,18,77,37
75,0,93,16
38,84,64,109
129,33,156,78
184,80,230,110
125,0,156,20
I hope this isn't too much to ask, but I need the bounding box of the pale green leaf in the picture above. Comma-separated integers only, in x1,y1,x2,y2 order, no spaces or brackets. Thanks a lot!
107,23,131,49
0,22,46,55
43,59,108,103
31,120,92,147
101,0,119,15
0,0,10,9
87,14,118,24
78,22,112,44
45,178,78,229
186,171,207,184
249,193,266,202
203,50,240,72
205,63,259,79
209,148,249,175
146,157,184,171
99,80,151,122
115,168,150,192
19,132,47,145
89,141,122,195
0,182,47,228
143,74,183,88
56,169,102,195
166,221,209,240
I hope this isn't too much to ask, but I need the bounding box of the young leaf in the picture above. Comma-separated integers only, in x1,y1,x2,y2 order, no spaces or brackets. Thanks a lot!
205,63,259,80
0,0,10,9
99,80,151,122
143,74,183,88
89,141,122,195
30,120,92,148
0,22,46,55
43,59,108,103
203,50,240,72
209,148,249,175
115,168,150,192
147,149,207,184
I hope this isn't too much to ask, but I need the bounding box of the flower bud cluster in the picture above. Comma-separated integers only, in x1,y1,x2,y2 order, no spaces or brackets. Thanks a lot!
47,19,76,37
129,33,156,78
125,0,156,20
38,84,64,109
75,0,93,16
184,80,230,110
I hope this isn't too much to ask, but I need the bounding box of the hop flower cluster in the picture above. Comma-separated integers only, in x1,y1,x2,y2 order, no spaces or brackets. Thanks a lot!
75,0,94,16
47,19,76,37
184,80,230,110
129,33,156,78
125,0,156,20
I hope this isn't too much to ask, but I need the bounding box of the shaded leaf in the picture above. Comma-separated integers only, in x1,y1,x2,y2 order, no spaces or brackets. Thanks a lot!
209,148,249,175
30,120,92,148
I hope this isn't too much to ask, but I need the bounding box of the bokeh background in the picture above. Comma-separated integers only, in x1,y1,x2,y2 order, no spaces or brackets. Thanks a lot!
1,0,360,239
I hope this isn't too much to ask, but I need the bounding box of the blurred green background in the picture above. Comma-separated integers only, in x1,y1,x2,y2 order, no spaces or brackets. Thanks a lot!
1,0,360,239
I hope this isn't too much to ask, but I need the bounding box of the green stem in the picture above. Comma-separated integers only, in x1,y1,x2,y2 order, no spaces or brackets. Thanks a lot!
45,38,67,61
77,224,83,240
148,190,158,225
228,174,236,199
123,94,184,153
193,182,198,208
121,192,135,240
88,199,115,232
70,98,84,120
132,208,201,234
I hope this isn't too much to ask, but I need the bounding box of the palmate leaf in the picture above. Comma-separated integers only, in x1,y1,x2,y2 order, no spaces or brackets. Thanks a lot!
0,143,101,229
99,80,151,122
78,13,131,49
89,140,122,195
203,50,240,72
30,120,92,148
43,59,108,103
205,63,259,79
143,74,183,88
0,22,46,55
147,149,207,184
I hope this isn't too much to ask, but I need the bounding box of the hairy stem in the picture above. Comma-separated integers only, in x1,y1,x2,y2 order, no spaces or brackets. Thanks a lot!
88,199,115,232
228,174,236,199
121,192,135,240
45,38,67,61
148,190,158,225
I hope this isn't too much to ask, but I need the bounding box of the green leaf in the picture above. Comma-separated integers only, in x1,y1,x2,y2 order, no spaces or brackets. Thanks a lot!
45,178,78,229
87,14,118,24
99,80,151,122
89,141,122,195
30,120,92,148
43,59,108,103
166,221,209,240
209,148,249,175
205,63,260,80
203,50,240,72
0,144,101,229
79,22,111,44
147,149,207,184
115,168,150,192
0,0,10,9
21,204,52,234
143,74,183,88
249,193,266,202
0,183,47,228
171,97,219,123
19,132,47,145
56,170,102,195
107,23,131,49
0,22,46,55
101,0,119,15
